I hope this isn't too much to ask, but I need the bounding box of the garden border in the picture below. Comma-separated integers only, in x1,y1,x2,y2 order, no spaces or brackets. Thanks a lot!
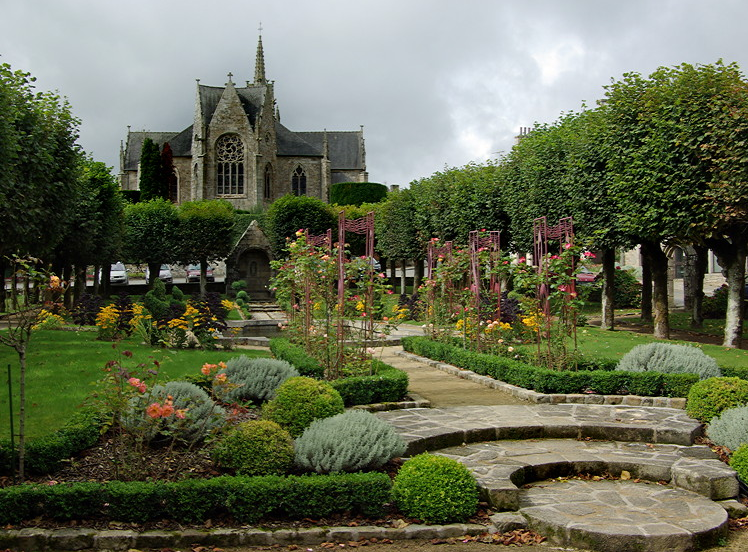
395,350,687,409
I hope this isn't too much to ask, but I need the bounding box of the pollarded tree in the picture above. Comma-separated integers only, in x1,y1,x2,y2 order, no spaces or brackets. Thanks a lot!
123,198,180,285
375,189,421,293
178,199,236,297
603,61,748,345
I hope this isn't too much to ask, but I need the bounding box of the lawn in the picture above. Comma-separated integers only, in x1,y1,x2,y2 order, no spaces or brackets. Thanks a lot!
0,329,269,439
573,325,748,369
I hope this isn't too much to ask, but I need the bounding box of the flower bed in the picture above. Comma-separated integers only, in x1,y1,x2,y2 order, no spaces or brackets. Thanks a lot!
401,336,697,398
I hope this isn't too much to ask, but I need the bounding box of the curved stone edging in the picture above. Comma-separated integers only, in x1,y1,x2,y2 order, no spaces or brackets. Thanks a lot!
0,522,494,551
376,404,703,456
396,350,687,409
435,439,738,510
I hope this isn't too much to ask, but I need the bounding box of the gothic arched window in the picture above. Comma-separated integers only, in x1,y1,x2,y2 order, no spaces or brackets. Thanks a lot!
292,165,306,196
216,134,244,195
264,164,273,200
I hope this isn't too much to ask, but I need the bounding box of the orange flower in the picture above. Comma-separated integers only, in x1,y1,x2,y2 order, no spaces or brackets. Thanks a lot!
161,404,175,417
146,403,162,419
201,363,217,376
175,409,188,419
214,373,227,383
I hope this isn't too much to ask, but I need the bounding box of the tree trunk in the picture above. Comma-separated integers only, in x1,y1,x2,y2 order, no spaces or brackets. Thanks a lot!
0,257,6,313
400,260,407,295
148,262,160,287
640,249,653,323
200,259,208,298
600,247,616,330
641,241,670,339
100,262,111,297
389,259,397,287
73,265,86,304
413,258,424,292
690,245,707,329
17,343,26,481
710,236,747,349
93,263,101,296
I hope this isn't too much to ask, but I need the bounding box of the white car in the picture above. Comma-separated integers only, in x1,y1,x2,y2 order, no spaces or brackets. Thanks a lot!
145,264,173,283
107,262,129,285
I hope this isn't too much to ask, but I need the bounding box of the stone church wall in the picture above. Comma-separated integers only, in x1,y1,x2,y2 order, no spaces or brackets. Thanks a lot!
276,157,325,200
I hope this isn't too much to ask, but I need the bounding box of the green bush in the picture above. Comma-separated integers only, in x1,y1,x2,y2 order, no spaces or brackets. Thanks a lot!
123,380,226,443
706,405,748,451
264,194,337,257
0,473,391,525
393,454,478,524
295,410,406,474
269,338,325,378
330,182,388,206
729,444,748,484
703,285,728,319
216,355,299,403
262,376,344,437
330,360,408,406
236,290,249,302
686,377,748,423
616,342,721,380
0,407,104,476
212,420,294,475
142,278,170,321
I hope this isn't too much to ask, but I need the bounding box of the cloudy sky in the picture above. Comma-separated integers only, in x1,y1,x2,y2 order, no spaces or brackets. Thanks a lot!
2,0,748,187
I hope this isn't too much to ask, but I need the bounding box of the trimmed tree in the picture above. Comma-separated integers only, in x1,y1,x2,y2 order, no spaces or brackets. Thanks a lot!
265,194,337,257
123,198,180,285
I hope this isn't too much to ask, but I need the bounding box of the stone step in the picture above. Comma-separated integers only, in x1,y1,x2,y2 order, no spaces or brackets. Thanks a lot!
519,479,727,552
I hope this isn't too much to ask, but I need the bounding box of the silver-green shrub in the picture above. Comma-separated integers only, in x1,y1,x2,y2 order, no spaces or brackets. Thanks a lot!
214,356,299,403
615,343,721,380
294,410,406,474
706,405,748,451
123,380,226,443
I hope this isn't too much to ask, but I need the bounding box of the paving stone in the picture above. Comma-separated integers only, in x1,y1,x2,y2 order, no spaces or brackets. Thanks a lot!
47,528,96,550
93,530,137,550
489,512,527,532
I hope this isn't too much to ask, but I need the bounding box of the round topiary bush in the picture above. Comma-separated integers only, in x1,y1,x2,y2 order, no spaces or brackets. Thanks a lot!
211,420,294,475
616,342,721,380
706,405,748,451
123,380,226,443
729,444,748,483
294,410,406,473
214,356,299,404
262,376,344,437
686,377,748,423
392,453,478,524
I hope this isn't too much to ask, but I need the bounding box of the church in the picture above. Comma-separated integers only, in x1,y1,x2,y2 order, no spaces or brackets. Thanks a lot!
119,35,369,209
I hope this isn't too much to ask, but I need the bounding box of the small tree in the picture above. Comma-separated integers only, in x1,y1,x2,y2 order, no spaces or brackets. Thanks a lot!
123,199,180,285
265,194,337,257
178,200,236,296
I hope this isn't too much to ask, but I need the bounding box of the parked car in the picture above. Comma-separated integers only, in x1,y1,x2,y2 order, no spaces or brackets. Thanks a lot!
186,264,214,283
576,267,598,285
145,264,173,283
107,262,129,285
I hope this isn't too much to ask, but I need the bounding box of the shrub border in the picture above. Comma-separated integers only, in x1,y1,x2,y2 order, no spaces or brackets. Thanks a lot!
269,338,409,406
0,472,391,525
401,336,697,402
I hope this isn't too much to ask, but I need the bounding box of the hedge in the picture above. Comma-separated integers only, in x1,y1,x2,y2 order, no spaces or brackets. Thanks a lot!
269,339,409,406
0,472,392,525
330,182,388,206
401,336,697,398
0,408,105,476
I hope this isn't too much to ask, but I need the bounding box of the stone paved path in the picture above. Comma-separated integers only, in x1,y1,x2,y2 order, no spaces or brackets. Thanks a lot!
376,344,742,552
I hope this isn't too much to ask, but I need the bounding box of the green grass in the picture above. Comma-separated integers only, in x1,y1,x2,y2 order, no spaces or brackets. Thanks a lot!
0,329,269,439
573,326,748,370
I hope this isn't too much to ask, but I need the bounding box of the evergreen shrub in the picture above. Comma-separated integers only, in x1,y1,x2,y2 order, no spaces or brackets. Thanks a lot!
262,376,344,437
142,278,170,321
123,380,225,443
703,285,729,319
212,420,294,475
269,338,325,378
392,454,478,523
295,410,406,473
330,181,388,206
706,405,748,451
0,473,391,525
686,377,748,423
216,356,299,403
729,444,748,484
616,342,721,380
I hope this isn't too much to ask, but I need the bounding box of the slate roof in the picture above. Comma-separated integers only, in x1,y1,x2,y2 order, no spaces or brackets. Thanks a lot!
123,131,181,171
198,84,265,129
295,131,364,170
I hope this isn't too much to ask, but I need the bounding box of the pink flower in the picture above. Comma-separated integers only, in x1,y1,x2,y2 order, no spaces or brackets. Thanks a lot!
519,257,526,263
215,373,227,383
564,242,573,250
551,255,559,260
583,251,596,258
161,404,175,418
175,409,187,419
137,383,147,393
128,377,141,387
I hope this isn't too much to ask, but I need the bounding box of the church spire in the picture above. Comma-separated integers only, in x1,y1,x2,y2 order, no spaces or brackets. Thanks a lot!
254,26,266,85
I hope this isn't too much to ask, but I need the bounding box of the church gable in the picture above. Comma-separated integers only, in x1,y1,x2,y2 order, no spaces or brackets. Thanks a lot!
119,34,368,207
